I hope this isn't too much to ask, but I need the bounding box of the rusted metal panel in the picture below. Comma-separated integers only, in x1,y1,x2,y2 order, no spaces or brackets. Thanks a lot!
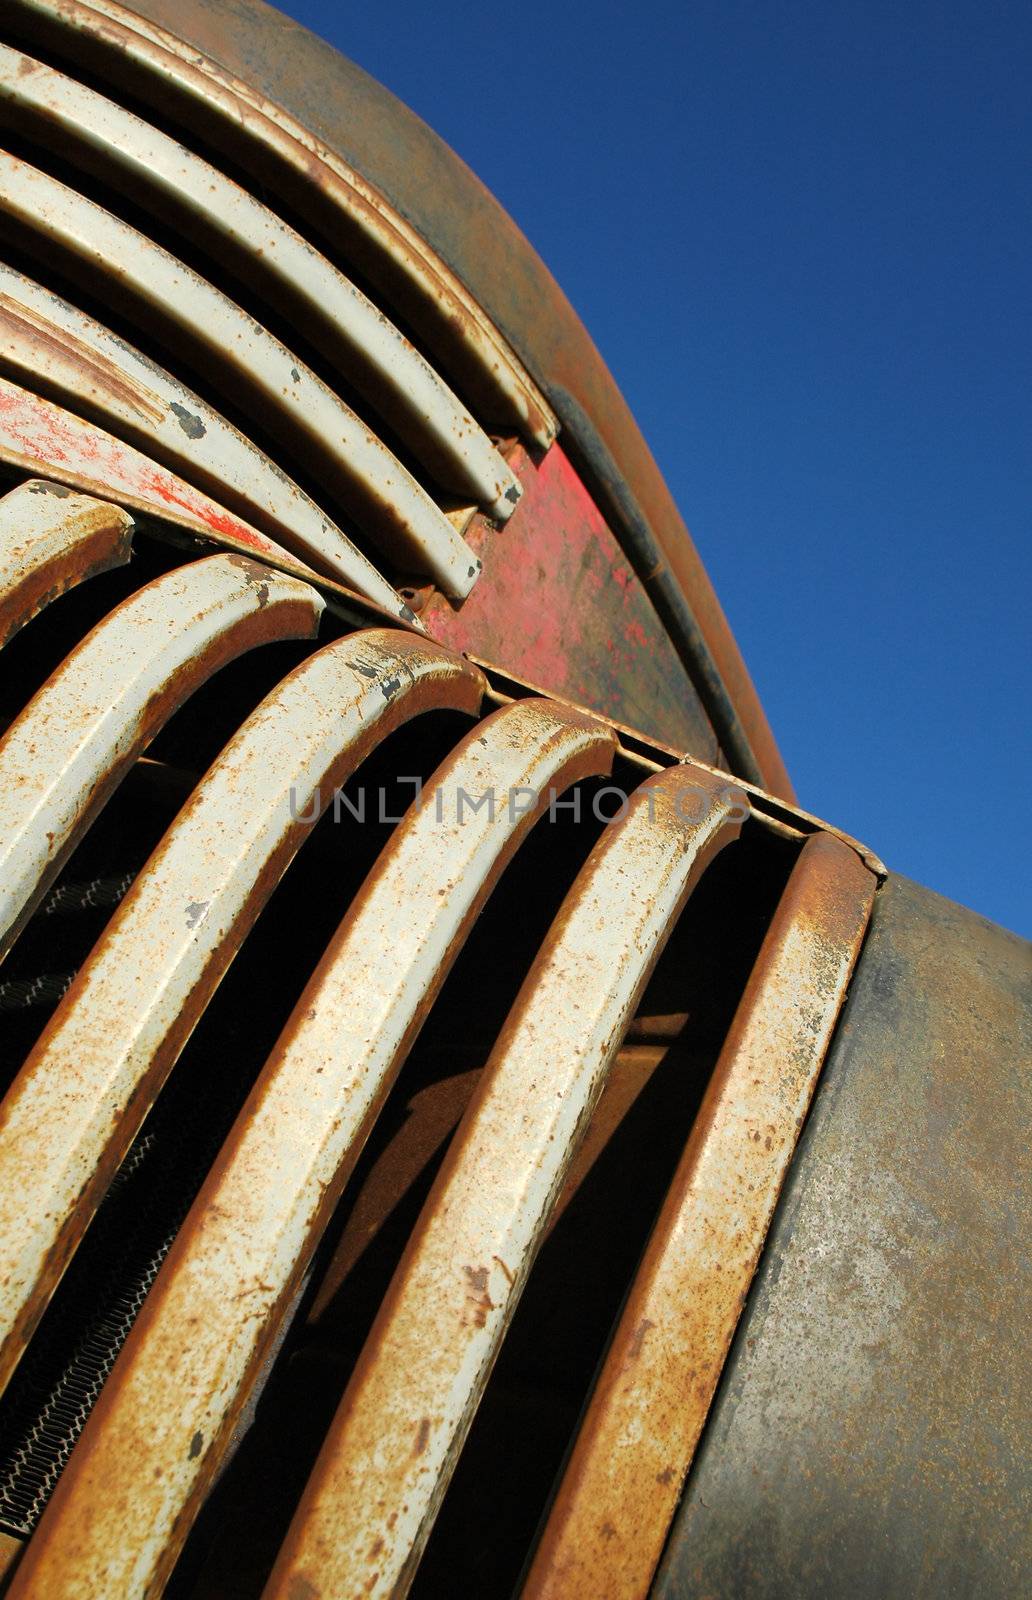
0,631,486,1406
0,45,523,523
423,442,720,762
0,1530,22,1583
265,765,745,1600
521,832,875,1600
7,0,790,795
0,477,132,647
0,263,420,619
0,377,326,579
654,877,1031,1599
8,698,615,1599
6,0,558,454
0,552,324,963
0,151,482,598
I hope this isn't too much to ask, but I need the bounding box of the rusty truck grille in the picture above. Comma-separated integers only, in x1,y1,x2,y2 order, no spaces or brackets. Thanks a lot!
0,479,875,1597
0,6,558,623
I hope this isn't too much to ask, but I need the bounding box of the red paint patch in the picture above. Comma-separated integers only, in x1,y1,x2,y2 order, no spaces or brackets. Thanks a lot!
0,378,292,564
422,442,717,758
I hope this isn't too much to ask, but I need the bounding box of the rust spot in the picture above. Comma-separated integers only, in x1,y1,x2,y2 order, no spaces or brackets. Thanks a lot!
464,1263,495,1328
0,295,165,426
628,1316,655,1360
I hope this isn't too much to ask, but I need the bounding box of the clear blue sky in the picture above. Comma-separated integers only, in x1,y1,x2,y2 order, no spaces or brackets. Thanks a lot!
281,0,1030,936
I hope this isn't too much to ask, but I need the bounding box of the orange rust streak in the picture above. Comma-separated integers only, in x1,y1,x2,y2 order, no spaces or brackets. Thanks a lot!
0,379,297,562
0,294,166,425
0,479,133,649
522,832,875,1600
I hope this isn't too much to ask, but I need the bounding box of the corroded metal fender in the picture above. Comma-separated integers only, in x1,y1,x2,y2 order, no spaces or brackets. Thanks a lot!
0,4,1025,1598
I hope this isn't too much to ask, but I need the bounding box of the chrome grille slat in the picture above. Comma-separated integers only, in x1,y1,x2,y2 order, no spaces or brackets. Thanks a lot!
0,263,415,618
0,377,324,577
0,477,132,647
0,498,874,1596
0,631,485,1404
7,700,615,1597
522,832,875,1599
0,44,523,523
0,551,322,962
3,0,558,451
266,766,745,1600
0,150,484,598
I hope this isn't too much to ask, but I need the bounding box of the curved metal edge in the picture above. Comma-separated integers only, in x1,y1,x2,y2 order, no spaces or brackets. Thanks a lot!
0,476,133,647
0,390,427,631
652,876,1031,1600
0,262,418,618
521,831,876,1600
0,551,324,963
0,151,482,599
264,765,745,1600
0,377,317,573
0,44,522,522
2,0,558,451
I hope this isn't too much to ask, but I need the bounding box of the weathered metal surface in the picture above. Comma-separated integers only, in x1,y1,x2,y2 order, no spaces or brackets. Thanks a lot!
5,0,791,795
0,45,522,523
522,832,875,1600
423,441,719,762
9,698,615,1599
0,631,486,1405
266,765,745,1600
0,264,416,619
654,876,1032,1599
0,477,132,647
0,151,482,598
0,1530,22,1583
0,377,324,578
0,552,323,962
5,0,558,453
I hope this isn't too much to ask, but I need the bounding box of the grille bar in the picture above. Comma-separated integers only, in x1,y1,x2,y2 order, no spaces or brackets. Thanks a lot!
0,551,322,962
0,150,483,597
0,44,523,523
0,377,324,577
0,477,132,646
0,263,414,617
267,765,745,1600
5,699,615,1598
0,631,486,1402
522,832,876,1599
4,0,558,451
0,512,875,1593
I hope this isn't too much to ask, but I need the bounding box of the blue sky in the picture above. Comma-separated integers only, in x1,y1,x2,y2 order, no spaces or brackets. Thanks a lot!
281,0,1030,936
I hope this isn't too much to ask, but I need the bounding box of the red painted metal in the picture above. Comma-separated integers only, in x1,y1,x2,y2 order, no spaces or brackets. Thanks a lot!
422,443,719,763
